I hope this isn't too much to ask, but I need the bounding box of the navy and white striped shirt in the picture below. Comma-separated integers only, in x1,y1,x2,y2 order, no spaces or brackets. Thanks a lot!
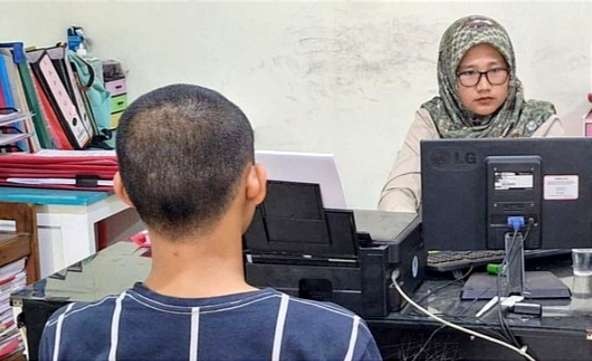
39,284,382,361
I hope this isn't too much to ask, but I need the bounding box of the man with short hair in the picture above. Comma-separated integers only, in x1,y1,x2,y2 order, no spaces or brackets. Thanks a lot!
39,84,382,361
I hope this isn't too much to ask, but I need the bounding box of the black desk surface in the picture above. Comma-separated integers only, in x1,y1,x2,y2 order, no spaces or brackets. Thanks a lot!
368,256,592,360
11,242,592,361
12,241,150,304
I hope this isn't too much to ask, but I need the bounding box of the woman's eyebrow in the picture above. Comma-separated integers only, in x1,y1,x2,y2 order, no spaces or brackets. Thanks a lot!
458,60,506,71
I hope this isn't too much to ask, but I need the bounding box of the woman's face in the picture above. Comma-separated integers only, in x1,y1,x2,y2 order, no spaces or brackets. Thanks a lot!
456,43,510,117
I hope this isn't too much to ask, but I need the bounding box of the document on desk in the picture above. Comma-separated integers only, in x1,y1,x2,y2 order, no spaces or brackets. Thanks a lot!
255,150,347,209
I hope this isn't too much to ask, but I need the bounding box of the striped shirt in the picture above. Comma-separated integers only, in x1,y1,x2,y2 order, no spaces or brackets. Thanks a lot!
39,284,382,361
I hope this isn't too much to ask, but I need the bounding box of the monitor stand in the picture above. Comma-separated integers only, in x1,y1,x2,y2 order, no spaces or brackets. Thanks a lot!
461,233,571,300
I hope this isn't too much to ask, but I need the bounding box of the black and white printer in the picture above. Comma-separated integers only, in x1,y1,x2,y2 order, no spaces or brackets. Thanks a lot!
243,180,426,318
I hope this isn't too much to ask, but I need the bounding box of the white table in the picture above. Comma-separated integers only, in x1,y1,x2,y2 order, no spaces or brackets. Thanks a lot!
0,194,130,278
35,195,129,277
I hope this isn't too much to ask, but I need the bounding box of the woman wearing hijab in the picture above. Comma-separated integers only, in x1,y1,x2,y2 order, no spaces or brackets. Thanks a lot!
378,15,563,213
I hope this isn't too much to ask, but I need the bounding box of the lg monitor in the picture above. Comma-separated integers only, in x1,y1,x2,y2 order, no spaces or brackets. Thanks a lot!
421,137,592,299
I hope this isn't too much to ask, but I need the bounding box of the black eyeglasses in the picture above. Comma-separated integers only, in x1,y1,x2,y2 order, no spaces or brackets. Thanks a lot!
457,68,509,87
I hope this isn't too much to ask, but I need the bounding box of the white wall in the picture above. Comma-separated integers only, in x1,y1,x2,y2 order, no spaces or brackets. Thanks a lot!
1,1,590,209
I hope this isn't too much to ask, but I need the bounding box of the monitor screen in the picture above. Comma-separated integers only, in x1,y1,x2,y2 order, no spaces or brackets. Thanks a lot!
421,137,592,251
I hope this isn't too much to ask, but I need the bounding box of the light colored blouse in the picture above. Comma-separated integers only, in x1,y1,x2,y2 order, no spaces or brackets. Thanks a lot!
378,108,565,213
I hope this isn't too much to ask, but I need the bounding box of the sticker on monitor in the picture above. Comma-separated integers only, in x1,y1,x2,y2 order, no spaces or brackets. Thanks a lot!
494,172,534,190
544,175,579,200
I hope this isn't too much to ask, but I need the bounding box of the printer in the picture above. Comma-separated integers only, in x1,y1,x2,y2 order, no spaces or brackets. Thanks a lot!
243,180,426,318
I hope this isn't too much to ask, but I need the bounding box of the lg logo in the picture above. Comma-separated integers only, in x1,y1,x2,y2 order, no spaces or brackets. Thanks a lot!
430,149,477,170
456,151,476,164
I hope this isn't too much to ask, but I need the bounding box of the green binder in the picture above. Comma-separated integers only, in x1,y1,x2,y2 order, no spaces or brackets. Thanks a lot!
17,62,54,148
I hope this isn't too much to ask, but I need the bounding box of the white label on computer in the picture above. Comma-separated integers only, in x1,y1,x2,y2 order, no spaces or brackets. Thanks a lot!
544,175,579,200
494,172,533,190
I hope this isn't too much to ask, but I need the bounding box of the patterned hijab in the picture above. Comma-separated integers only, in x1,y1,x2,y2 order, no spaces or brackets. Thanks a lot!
422,15,556,138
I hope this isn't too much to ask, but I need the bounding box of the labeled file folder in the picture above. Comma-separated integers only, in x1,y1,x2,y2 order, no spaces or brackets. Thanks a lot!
28,50,92,149
45,45,95,138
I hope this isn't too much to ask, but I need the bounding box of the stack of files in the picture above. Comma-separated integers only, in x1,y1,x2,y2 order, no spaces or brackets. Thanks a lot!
0,258,26,360
0,149,117,192
0,42,103,151
0,44,40,153
26,44,95,150
0,110,32,148
2,43,54,150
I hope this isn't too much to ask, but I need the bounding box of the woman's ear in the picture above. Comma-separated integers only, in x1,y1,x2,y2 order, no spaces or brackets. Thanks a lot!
245,164,267,205
113,172,135,208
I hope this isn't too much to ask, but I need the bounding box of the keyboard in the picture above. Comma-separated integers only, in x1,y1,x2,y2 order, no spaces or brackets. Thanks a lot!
427,249,571,272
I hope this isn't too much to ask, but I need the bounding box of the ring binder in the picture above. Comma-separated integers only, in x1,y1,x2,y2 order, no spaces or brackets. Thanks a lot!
28,50,92,149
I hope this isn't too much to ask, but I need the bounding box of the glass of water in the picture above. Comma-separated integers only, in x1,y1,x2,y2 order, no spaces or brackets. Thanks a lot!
572,249,592,297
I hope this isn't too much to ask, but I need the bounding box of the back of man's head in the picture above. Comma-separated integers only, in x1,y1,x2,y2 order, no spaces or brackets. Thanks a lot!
116,84,254,237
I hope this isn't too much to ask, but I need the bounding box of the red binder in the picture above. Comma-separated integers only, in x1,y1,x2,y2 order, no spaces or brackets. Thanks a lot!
32,75,73,149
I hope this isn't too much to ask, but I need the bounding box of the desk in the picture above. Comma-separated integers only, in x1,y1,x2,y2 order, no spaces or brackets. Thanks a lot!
11,242,147,360
10,242,592,361
35,195,130,278
368,256,592,360
0,189,130,277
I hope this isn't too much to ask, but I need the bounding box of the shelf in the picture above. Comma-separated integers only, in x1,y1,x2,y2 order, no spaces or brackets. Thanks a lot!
0,133,30,147
0,112,29,127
